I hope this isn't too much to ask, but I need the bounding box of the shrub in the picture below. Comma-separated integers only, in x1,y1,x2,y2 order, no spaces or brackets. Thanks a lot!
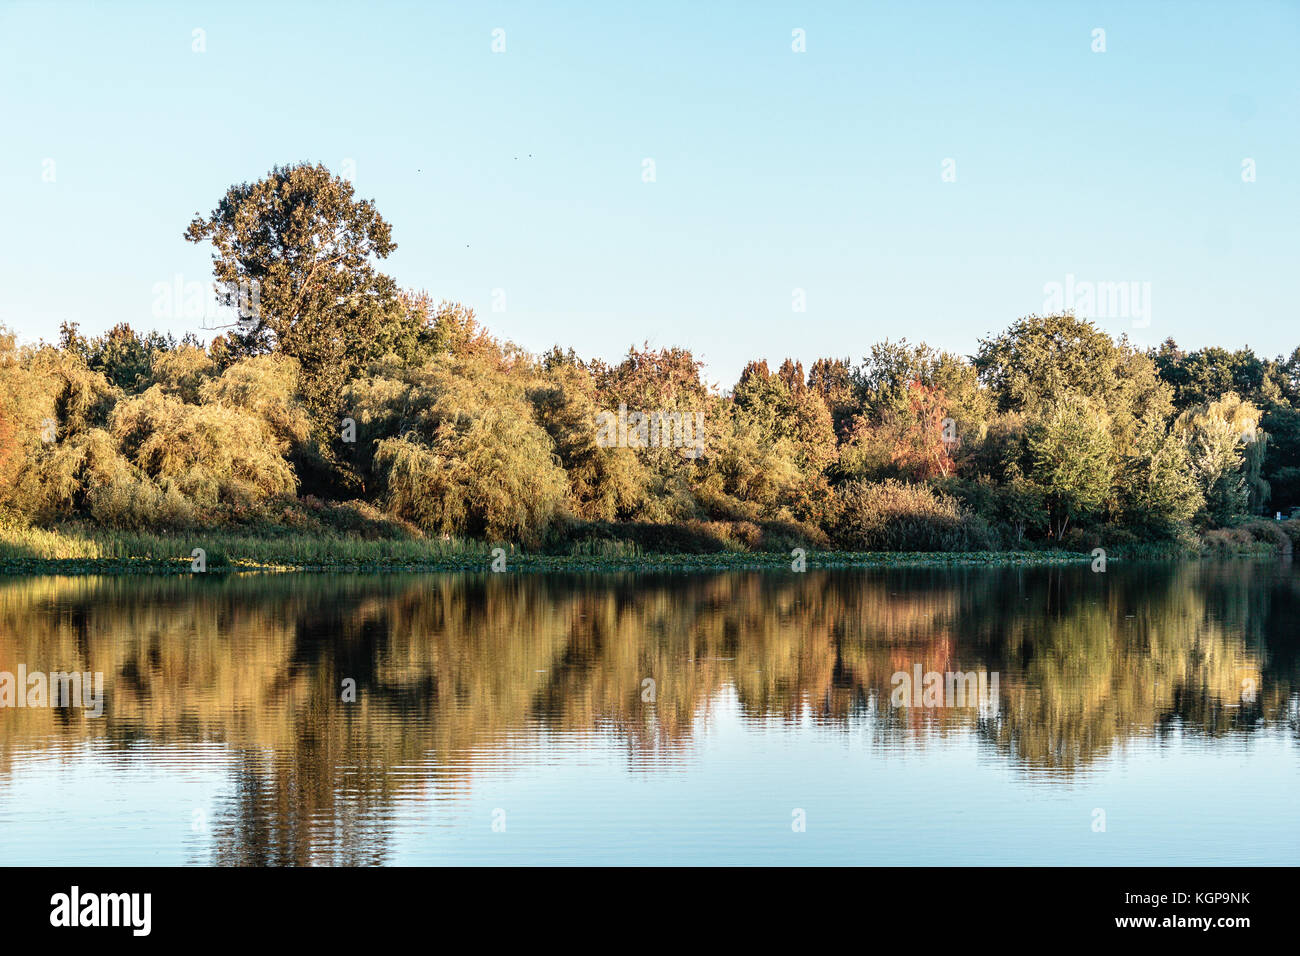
558,520,727,555
1239,519,1292,556
831,479,996,552
551,517,831,556
1201,527,1255,556
1060,527,1102,553
751,518,830,551
1278,519,1300,550
315,499,419,539
86,475,197,530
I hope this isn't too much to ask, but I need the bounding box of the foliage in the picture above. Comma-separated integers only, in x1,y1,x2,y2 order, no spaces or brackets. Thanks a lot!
975,313,1170,458
347,352,570,541
1173,393,1262,525
59,321,192,393
1117,416,1203,536
184,162,399,428
1026,392,1115,538
111,384,299,508
832,479,996,552
1237,518,1292,555
6,172,1300,550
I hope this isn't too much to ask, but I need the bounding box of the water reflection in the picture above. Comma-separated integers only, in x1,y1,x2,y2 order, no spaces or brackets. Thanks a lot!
0,563,1296,864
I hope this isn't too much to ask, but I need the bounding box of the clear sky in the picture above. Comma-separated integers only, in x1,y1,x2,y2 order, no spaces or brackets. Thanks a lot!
1,0,1296,387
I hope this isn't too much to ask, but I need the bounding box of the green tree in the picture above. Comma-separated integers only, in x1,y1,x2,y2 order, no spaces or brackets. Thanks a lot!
1261,403,1300,512
975,314,1170,457
714,359,836,523
1026,393,1115,539
528,364,648,521
59,322,187,393
1173,393,1265,524
184,162,398,430
1153,339,1277,410
1117,416,1202,536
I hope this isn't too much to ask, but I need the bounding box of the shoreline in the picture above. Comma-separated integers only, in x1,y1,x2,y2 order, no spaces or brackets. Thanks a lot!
0,548,1269,576
0,524,1284,576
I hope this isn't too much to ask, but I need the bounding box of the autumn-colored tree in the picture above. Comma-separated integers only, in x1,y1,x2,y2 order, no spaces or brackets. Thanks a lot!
342,346,570,541
888,380,956,480
528,364,648,521
0,405,16,496
592,344,710,411
808,356,859,438
859,340,991,452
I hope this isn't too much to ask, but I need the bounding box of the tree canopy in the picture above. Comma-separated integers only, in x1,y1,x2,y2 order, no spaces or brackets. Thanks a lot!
2,167,1295,552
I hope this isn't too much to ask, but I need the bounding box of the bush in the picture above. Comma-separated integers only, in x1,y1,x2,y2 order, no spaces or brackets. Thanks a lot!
1060,527,1102,553
1239,519,1293,556
314,499,420,540
1201,527,1256,556
943,475,1045,545
831,479,997,552
86,475,197,530
750,518,830,551
549,520,726,555
1278,519,1300,550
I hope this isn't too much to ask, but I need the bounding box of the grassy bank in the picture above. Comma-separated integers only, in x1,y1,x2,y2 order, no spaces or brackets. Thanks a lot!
0,521,1286,575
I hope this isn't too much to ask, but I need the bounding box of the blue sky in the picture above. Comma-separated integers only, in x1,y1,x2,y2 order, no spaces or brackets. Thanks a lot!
1,0,1296,386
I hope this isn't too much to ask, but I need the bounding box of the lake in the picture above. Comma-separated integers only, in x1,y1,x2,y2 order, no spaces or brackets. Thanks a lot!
0,561,1296,865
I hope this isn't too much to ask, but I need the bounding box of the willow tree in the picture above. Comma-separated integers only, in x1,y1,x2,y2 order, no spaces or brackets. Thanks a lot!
344,351,570,542
1173,392,1266,524
184,163,398,435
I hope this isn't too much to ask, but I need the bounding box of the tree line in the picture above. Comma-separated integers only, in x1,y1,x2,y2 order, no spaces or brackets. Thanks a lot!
2,162,1298,553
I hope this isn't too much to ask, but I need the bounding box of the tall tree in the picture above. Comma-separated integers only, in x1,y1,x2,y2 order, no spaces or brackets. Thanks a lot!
975,314,1170,457
184,163,398,431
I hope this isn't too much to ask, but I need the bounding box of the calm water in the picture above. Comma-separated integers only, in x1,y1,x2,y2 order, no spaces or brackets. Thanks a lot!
0,562,1296,866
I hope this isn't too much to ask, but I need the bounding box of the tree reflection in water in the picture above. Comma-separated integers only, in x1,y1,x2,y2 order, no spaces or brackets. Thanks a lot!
0,561,1295,864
